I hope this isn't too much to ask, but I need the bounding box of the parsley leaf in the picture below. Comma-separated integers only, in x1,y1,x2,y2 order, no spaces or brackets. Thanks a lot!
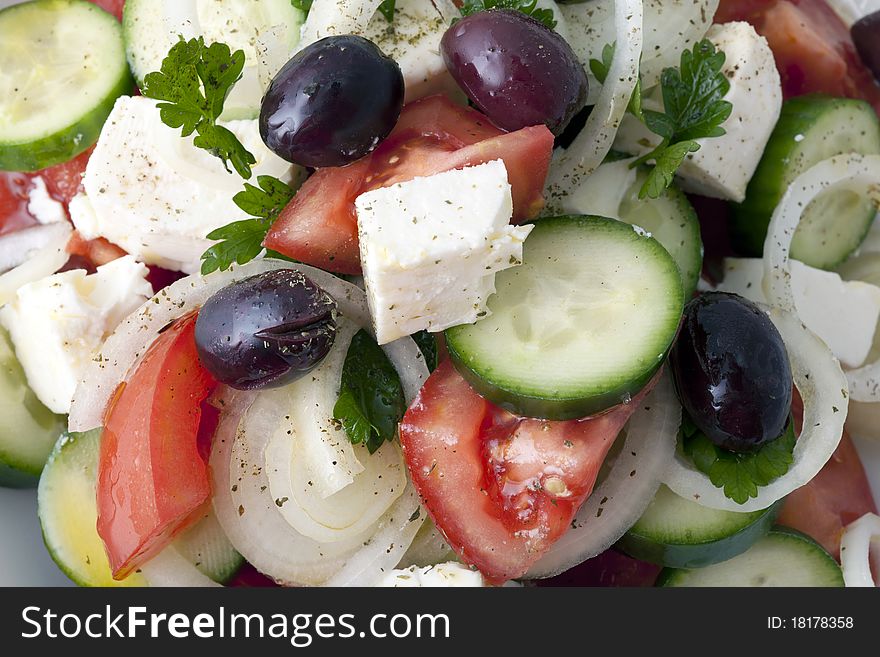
142,37,256,179
633,39,732,199
378,0,396,23
200,175,296,274
682,419,796,505
459,0,557,30
411,330,439,372
333,330,406,454
589,42,642,120
291,0,313,13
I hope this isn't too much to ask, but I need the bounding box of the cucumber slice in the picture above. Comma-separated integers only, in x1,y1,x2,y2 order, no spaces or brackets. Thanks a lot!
619,171,703,297
560,158,703,297
38,428,241,586
0,0,132,171
38,430,147,586
732,95,880,269
657,527,844,587
0,326,65,488
123,0,304,120
175,508,243,584
445,215,684,419
618,485,781,568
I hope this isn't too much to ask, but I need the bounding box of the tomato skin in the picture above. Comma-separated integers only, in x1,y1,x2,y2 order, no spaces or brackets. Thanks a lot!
97,313,217,578
0,172,36,236
264,95,554,274
88,0,124,20
778,434,878,560
717,0,880,114
400,360,649,583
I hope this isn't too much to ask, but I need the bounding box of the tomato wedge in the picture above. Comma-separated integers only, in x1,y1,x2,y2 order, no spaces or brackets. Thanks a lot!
399,360,651,583
97,313,217,578
264,95,554,274
717,0,880,114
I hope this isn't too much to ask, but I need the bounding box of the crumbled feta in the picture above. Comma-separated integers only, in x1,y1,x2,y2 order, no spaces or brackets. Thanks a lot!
377,562,485,587
70,96,293,274
0,256,152,414
355,160,532,344
718,257,880,368
27,178,66,225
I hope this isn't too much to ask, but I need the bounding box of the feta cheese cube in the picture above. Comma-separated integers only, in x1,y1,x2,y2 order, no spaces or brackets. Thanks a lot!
70,96,294,274
613,22,782,202
718,257,880,368
0,256,152,414
356,160,532,344
377,562,485,587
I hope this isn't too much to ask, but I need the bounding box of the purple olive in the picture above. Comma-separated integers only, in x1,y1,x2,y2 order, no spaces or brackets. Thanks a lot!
440,9,588,135
852,11,880,81
195,270,337,389
259,35,404,168
670,292,793,453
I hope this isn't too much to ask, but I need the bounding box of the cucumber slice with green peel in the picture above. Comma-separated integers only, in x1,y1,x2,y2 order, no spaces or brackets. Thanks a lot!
123,0,304,120
618,485,781,568
732,95,880,269
0,326,65,488
38,428,242,586
0,0,132,171
175,509,244,584
619,172,703,297
657,527,844,587
445,215,685,420
38,430,147,587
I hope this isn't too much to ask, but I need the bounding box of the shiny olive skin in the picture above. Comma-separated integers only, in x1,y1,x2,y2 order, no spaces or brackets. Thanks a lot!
259,35,404,168
195,270,337,390
852,11,880,81
440,9,588,135
670,292,793,453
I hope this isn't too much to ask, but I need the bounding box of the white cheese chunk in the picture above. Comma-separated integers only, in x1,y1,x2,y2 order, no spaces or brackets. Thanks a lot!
70,95,294,274
613,22,782,202
27,178,66,225
718,257,880,368
377,562,485,587
0,256,152,414
356,160,532,344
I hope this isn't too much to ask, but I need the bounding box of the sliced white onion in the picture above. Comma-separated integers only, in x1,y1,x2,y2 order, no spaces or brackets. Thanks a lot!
140,546,221,588
760,153,880,401
323,483,423,587
299,0,383,48
763,153,880,312
0,222,70,274
527,374,680,578
839,512,880,587
663,306,848,512
544,0,643,209
69,259,382,432
0,221,71,307
265,318,366,501
561,0,718,105
258,316,409,544
206,272,428,586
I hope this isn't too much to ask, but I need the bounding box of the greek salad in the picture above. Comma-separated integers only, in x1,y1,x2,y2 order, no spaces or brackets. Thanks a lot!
1,0,880,588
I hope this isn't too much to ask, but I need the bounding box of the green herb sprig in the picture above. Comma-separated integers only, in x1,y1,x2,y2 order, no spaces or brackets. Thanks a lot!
459,0,557,30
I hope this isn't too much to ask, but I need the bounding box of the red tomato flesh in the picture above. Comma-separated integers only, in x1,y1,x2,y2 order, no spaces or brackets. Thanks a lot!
717,0,880,114
89,0,124,21
97,313,217,578
399,360,652,583
264,95,554,274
